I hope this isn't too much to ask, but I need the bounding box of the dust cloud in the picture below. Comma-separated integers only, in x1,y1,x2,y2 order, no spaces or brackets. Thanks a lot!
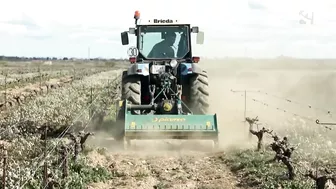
203,58,336,151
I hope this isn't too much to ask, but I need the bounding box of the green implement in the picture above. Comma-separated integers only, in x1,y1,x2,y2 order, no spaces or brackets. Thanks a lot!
125,114,218,140
115,100,219,148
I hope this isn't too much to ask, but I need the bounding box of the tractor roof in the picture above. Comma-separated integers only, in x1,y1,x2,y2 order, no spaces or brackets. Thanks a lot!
136,19,190,26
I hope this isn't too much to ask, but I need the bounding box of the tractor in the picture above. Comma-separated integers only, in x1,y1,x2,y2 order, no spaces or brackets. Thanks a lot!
113,11,219,150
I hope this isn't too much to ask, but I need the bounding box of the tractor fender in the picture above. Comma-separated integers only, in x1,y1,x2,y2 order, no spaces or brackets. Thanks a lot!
126,63,150,76
180,63,203,75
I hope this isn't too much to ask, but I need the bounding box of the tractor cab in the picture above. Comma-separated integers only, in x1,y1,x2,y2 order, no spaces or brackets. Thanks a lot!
120,11,204,63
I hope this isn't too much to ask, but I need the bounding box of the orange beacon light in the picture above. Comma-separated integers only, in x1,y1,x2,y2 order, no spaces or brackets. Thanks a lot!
134,11,140,19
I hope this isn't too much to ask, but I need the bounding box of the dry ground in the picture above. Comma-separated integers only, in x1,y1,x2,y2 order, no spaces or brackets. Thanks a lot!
86,58,336,189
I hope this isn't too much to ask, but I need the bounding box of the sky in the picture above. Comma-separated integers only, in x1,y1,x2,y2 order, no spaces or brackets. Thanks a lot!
0,0,335,59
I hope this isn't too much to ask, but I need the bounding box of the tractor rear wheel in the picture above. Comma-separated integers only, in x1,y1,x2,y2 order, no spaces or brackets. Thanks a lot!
122,73,141,106
189,71,210,114
112,72,141,145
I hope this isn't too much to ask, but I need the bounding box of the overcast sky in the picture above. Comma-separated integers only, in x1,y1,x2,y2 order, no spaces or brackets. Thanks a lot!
0,0,335,59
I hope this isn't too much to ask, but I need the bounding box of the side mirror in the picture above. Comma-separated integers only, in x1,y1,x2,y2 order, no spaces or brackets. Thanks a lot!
191,26,199,33
196,31,204,44
121,32,129,45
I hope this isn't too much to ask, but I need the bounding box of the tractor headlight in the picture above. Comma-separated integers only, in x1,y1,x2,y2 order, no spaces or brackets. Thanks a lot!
170,59,178,68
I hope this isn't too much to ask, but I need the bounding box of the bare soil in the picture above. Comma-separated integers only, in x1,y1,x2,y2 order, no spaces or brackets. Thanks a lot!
86,149,243,189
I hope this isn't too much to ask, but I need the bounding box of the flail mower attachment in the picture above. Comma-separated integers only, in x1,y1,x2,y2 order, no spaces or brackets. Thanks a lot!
115,100,219,150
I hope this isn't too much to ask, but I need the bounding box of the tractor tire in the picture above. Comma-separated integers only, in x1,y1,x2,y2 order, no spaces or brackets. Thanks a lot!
122,74,141,106
189,71,210,114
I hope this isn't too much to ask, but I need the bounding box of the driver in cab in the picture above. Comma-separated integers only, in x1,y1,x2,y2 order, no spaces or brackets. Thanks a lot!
148,32,176,58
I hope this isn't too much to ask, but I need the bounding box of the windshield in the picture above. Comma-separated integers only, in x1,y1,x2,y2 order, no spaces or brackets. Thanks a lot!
138,25,189,59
